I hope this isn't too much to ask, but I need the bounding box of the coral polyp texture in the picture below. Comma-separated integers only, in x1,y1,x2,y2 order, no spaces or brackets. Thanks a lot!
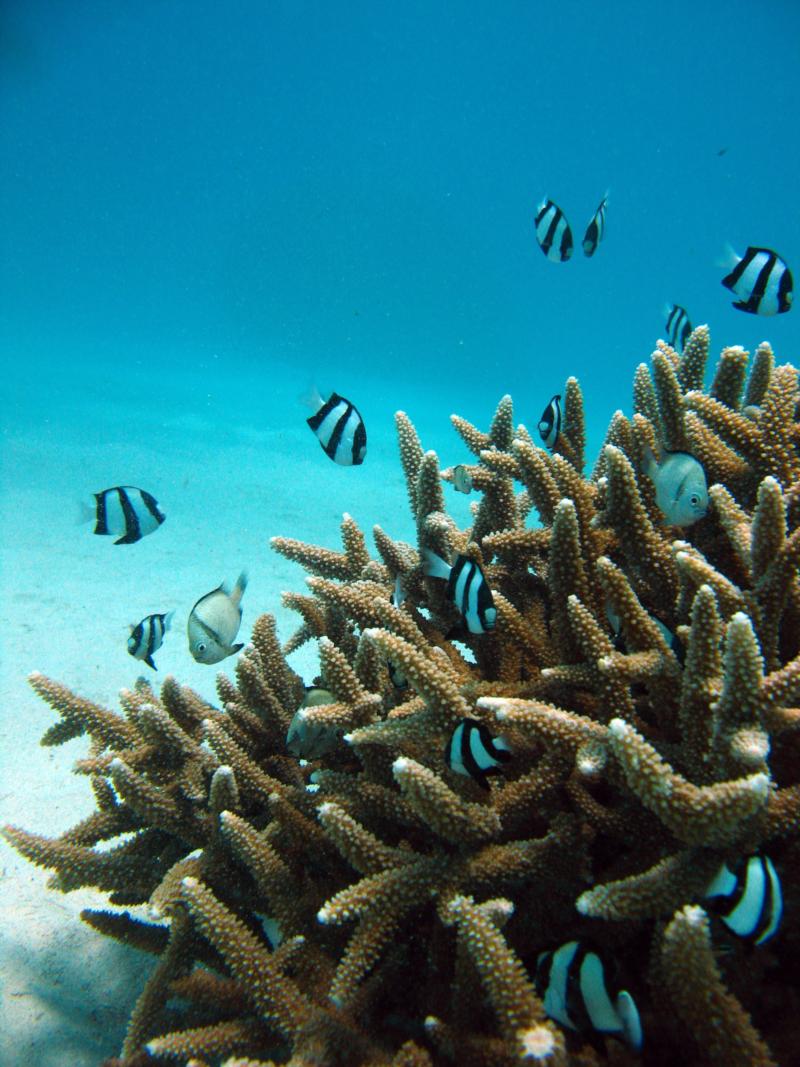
3,328,800,1067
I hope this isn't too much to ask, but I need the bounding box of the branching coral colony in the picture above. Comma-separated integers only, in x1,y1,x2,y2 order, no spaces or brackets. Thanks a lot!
3,328,800,1067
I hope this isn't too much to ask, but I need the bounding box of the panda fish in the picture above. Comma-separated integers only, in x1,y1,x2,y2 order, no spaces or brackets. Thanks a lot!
538,394,562,451
305,389,367,465
664,303,692,351
422,549,496,634
535,941,642,1051
721,245,792,315
187,572,248,664
582,192,609,257
84,486,165,545
534,198,573,262
127,611,173,670
445,717,510,790
704,853,782,945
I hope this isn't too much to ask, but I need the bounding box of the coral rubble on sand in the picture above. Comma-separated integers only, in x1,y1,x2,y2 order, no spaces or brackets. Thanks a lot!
3,328,799,1066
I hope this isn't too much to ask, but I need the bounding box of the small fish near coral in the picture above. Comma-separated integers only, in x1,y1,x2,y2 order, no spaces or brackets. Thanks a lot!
664,303,692,351
451,464,473,494
535,941,643,1051
538,393,562,451
127,611,173,670
305,388,367,465
445,717,511,790
643,447,709,526
605,602,686,665
286,687,344,759
83,485,165,545
721,245,793,315
187,572,248,664
704,853,783,946
534,198,573,262
422,549,496,634
582,192,609,258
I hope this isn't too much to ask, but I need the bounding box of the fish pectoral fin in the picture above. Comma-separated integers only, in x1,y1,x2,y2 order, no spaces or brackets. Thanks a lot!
145,655,157,670
229,642,244,656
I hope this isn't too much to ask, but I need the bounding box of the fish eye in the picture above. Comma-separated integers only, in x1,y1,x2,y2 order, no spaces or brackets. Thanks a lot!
690,494,700,507
196,642,207,653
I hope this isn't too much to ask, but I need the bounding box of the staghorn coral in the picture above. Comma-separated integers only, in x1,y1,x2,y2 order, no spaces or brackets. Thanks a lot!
2,328,799,1067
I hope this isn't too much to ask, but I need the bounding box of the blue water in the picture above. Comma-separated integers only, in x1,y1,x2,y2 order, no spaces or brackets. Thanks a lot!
3,0,799,454
1,4,799,1064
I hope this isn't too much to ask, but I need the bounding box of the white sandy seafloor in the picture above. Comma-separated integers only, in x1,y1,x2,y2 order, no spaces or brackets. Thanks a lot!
0,354,487,1066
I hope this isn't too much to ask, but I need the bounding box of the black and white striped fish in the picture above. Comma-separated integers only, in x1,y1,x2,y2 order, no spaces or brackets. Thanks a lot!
721,245,793,315
704,853,782,945
445,717,510,789
534,198,573,262
605,602,686,666
537,394,562,450
422,550,496,634
86,486,166,545
535,941,642,1051
305,390,367,465
664,304,692,351
127,612,173,670
582,193,608,257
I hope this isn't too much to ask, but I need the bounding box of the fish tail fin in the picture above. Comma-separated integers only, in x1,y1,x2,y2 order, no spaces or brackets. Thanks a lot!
421,548,451,580
642,443,659,481
76,499,95,526
163,610,175,631
231,572,248,605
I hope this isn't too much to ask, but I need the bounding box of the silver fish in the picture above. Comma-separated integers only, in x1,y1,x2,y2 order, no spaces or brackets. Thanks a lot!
452,465,473,494
644,448,708,526
188,572,248,664
286,687,343,758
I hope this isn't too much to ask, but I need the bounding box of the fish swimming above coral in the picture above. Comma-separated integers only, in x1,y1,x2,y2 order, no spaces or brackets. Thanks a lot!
664,303,692,351
82,485,165,544
305,388,367,465
187,571,247,663
643,446,708,526
451,463,472,493
127,611,173,670
534,197,573,261
538,393,562,450
721,244,793,315
582,192,609,257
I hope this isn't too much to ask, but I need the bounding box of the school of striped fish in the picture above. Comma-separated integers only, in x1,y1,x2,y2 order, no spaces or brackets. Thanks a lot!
74,186,792,1054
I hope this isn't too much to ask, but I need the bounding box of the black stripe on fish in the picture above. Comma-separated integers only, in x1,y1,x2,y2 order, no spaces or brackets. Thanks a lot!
538,394,562,451
535,199,573,262
444,717,510,789
722,246,793,315
665,304,692,350
447,555,496,633
307,392,367,465
112,488,141,545
582,195,608,257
